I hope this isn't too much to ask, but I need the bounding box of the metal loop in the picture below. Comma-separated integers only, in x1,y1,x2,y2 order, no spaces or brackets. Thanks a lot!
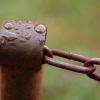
44,45,53,58
84,58,100,81
51,48,90,63
44,47,95,74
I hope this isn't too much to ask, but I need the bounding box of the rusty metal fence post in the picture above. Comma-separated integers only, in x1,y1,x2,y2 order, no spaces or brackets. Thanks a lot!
0,20,47,100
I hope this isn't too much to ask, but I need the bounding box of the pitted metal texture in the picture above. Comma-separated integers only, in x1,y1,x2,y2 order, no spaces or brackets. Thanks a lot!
0,20,47,68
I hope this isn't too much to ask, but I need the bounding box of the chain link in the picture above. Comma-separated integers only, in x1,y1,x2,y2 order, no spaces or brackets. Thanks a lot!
84,58,100,81
44,45,100,81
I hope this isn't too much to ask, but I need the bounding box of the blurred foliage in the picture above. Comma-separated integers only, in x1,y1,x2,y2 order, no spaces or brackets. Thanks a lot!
0,0,100,100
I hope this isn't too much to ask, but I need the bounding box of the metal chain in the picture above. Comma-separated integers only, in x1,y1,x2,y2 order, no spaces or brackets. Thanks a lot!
44,45,100,81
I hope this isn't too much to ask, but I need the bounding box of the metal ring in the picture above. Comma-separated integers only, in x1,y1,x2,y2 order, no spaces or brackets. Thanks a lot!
44,48,95,73
45,56,95,73
51,48,90,63
44,45,53,58
43,45,53,64
84,58,100,81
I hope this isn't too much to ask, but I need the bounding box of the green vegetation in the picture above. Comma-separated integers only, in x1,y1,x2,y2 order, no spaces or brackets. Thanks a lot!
0,0,100,100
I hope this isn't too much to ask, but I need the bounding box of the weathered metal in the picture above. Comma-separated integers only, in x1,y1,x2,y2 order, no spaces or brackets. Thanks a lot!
44,47,95,73
84,58,100,81
0,20,47,100
0,19,100,100
44,46,100,81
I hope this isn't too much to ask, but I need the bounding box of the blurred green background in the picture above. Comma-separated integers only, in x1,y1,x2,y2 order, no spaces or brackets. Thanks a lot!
0,0,100,100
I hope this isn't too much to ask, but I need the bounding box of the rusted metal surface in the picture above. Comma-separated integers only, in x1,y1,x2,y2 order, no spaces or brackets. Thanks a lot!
44,46,100,81
0,20,47,100
84,58,100,81
0,19,100,100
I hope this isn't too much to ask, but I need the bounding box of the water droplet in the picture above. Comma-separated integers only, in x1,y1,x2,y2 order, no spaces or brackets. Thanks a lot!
18,20,22,24
1,32,17,41
34,24,46,34
4,23,14,30
28,21,33,24
24,33,32,40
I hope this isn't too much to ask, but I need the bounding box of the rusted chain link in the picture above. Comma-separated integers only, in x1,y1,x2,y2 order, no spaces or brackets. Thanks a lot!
84,58,100,81
44,45,100,81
